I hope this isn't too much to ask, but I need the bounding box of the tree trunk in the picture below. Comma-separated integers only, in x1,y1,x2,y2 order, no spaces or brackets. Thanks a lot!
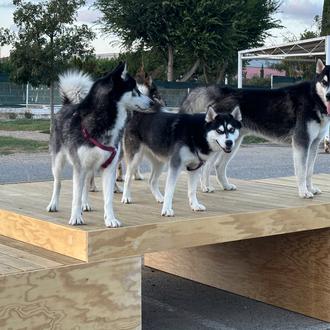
179,59,200,82
203,64,209,84
50,82,55,134
167,45,174,82
216,61,228,84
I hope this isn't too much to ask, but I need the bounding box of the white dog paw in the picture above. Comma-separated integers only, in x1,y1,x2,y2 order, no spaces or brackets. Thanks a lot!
82,203,92,212
201,185,215,193
104,217,122,228
223,183,237,191
69,214,85,225
134,173,144,180
191,203,206,212
46,202,58,212
310,186,322,195
161,207,174,217
154,193,164,203
299,190,314,199
121,196,132,204
114,183,123,194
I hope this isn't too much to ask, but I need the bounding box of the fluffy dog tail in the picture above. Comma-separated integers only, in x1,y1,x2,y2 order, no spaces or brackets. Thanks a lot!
58,70,93,104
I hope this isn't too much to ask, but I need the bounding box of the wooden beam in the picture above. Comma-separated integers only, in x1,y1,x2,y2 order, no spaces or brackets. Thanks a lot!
0,256,142,329
145,229,330,322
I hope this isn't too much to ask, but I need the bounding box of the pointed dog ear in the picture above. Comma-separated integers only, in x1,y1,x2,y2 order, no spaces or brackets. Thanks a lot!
316,58,325,74
205,105,217,122
121,62,128,79
231,106,242,121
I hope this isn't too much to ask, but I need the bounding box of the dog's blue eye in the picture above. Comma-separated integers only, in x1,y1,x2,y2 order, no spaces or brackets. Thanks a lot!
322,79,328,86
229,128,235,133
216,129,224,134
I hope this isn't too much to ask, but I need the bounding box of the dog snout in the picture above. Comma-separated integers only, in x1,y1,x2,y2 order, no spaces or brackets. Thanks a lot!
225,140,233,148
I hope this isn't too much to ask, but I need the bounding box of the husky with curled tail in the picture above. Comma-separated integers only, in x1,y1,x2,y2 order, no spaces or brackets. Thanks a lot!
47,63,154,227
181,59,330,199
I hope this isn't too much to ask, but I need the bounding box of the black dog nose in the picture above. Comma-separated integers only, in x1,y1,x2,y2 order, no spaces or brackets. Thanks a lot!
225,140,233,148
326,93,330,101
149,100,155,107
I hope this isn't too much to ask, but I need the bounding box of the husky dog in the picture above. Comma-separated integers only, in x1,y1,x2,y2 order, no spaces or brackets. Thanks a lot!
122,104,242,216
47,63,154,227
181,59,330,199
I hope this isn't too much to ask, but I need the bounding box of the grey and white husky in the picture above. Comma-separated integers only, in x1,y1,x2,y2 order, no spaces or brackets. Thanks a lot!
122,104,242,216
47,63,154,227
181,59,330,199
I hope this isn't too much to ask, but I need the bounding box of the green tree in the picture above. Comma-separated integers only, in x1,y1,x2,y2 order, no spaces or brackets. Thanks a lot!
10,0,95,125
321,0,330,36
95,0,280,83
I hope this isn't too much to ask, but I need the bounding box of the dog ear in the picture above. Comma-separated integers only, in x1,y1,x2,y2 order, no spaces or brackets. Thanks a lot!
231,106,242,121
316,59,325,74
205,105,217,122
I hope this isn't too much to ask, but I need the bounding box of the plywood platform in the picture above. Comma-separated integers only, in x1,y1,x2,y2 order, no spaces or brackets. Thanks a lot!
1,174,330,261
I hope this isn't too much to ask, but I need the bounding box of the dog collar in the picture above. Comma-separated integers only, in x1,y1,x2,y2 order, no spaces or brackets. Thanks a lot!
81,126,117,169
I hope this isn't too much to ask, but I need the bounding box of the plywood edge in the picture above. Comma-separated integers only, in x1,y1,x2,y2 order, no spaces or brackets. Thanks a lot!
0,209,88,261
87,202,330,261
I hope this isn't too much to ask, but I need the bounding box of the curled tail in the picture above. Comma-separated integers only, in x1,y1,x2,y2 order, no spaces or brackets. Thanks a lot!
58,70,93,104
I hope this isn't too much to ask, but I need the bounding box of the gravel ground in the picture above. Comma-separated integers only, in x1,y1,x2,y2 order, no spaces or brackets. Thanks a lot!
1,144,330,330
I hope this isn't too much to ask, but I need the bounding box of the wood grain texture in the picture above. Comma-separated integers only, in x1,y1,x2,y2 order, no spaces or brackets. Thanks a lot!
0,209,88,261
1,175,330,260
0,236,80,276
0,256,142,330
145,229,330,322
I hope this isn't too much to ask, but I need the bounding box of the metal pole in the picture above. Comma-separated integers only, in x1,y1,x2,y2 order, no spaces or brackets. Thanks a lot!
237,52,242,88
26,82,29,110
326,35,330,65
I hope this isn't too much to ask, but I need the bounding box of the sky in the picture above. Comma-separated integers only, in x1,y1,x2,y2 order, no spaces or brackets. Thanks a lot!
0,0,324,58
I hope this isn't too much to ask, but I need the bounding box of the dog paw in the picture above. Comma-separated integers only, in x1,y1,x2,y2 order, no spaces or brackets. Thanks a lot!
223,183,237,191
114,183,123,193
299,190,314,199
161,207,174,217
121,196,132,204
201,185,215,193
46,202,58,212
134,173,144,180
69,215,85,225
104,217,122,228
310,186,322,195
116,176,124,182
153,192,164,203
89,186,98,192
191,203,206,212
82,203,92,212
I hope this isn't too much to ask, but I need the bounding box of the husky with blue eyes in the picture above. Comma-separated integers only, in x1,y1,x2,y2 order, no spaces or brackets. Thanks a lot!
122,104,242,217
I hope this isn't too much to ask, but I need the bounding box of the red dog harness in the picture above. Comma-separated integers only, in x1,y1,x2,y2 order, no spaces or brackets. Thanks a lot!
81,127,117,169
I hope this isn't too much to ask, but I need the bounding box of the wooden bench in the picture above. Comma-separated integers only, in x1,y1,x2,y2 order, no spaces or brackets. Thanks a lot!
1,174,330,328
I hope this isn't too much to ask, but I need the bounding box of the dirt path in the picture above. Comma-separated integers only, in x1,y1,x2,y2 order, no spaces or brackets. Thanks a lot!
0,130,49,141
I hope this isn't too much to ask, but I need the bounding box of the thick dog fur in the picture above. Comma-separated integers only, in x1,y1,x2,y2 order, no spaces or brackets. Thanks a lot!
47,63,154,227
122,105,242,216
181,59,330,198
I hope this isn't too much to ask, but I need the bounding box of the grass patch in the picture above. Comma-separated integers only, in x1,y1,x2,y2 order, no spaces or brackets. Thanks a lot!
0,136,48,155
0,119,50,132
242,135,268,144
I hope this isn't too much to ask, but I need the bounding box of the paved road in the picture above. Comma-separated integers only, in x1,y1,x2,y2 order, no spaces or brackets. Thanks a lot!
1,144,330,330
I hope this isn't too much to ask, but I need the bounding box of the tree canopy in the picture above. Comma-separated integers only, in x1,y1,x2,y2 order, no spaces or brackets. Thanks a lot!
95,0,280,82
8,0,95,122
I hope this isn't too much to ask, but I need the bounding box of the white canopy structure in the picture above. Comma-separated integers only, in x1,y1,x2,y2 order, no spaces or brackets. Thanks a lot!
237,35,330,88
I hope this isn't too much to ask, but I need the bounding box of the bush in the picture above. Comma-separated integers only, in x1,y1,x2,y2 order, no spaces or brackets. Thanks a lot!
24,111,33,119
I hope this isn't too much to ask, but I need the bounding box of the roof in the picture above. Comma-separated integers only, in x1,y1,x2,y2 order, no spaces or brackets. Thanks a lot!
239,36,327,60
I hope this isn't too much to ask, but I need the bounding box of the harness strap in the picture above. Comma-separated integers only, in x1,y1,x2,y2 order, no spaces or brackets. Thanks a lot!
81,127,117,169
186,151,205,172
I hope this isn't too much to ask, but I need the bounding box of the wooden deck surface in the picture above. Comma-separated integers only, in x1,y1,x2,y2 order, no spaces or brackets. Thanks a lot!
0,236,80,276
1,174,330,261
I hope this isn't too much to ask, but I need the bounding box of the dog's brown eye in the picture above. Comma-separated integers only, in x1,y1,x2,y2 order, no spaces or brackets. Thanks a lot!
229,128,235,133
216,129,224,134
322,79,328,86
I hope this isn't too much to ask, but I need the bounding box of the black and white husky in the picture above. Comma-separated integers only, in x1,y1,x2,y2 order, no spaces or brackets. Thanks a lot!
47,63,154,227
122,105,242,216
181,59,330,199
